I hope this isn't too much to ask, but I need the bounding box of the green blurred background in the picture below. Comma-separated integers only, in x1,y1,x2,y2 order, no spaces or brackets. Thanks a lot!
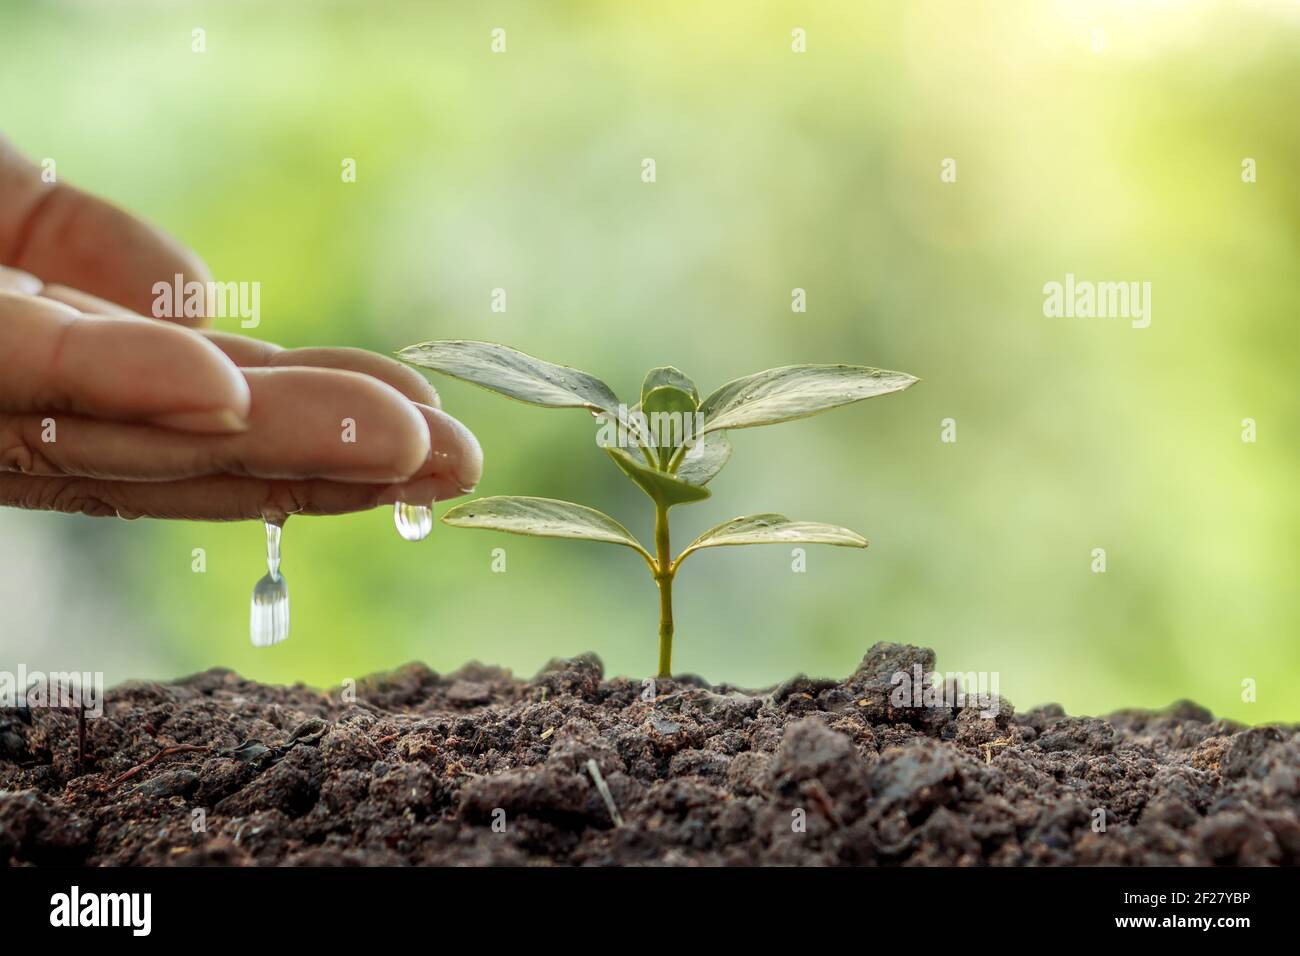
2,0,1297,722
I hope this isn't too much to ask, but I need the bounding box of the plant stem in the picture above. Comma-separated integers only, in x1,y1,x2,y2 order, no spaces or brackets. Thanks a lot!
654,501,674,678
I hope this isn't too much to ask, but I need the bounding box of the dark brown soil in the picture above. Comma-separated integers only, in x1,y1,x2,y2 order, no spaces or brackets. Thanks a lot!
2,643,1297,866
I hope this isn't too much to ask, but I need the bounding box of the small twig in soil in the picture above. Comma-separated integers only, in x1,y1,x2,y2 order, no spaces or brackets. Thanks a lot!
586,759,625,828
443,758,481,782
980,737,1014,765
103,744,210,791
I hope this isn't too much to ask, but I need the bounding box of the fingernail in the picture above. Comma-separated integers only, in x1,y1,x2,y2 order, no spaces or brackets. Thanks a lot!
149,408,250,434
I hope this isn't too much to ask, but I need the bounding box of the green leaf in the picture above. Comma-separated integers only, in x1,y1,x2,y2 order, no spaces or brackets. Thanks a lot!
398,340,620,416
605,447,711,508
674,431,732,486
641,385,699,465
641,367,699,406
675,513,867,568
642,385,697,418
698,364,918,433
442,496,653,566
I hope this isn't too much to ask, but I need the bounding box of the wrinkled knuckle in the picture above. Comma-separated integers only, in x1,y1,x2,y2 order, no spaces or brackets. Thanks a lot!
0,432,34,473
0,421,59,475
40,479,117,517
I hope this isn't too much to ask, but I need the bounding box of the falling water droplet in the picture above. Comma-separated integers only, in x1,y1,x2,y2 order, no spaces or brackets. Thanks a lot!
393,502,434,542
250,518,290,647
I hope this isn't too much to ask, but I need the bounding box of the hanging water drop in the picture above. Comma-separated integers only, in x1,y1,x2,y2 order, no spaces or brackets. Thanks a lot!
250,518,290,647
393,502,434,542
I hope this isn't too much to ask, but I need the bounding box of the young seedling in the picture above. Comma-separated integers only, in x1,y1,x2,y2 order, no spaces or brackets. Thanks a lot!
397,341,917,677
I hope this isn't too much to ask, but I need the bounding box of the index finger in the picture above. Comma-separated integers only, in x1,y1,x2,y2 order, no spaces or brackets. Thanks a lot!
0,134,211,322
0,292,250,433
18,286,444,408
202,332,441,407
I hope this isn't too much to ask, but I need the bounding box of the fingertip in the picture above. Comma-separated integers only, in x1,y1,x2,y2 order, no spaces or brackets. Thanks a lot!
234,367,432,483
104,319,252,432
195,331,254,417
383,361,441,408
392,351,443,408
414,405,482,492
418,376,440,410
149,323,252,430
391,397,436,480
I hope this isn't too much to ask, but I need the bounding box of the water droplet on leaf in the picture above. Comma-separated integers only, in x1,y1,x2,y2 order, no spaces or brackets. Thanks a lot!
250,518,289,647
394,502,434,541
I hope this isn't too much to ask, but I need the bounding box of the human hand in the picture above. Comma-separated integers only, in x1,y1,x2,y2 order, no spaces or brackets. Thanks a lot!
0,136,481,520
